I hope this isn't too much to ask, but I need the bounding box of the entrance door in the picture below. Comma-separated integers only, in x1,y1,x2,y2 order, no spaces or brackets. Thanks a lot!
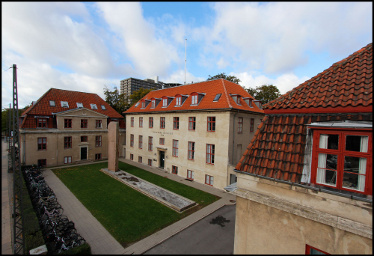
81,147,87,160
159,151,165,169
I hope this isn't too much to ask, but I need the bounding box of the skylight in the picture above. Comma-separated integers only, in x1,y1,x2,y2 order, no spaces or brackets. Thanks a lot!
50,100,55,107
77,102,83,108
101,105,106,110
61,101,69,108
213,94,221,102
90,103,98,109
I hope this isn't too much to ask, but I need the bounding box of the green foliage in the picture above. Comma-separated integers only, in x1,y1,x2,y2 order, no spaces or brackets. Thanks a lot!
207,72,241,84
129,88,153,107
2,107,28,133
245,84,281,104
103,86,129,116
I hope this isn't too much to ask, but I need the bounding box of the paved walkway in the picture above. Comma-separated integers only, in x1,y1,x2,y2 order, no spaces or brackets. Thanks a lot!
2,150,236,254
2,140,13,254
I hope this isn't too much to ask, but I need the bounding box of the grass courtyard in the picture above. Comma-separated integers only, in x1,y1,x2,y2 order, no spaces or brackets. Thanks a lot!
52,161,220,247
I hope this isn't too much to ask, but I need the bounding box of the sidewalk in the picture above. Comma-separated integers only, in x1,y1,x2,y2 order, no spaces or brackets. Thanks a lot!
1,140,13,254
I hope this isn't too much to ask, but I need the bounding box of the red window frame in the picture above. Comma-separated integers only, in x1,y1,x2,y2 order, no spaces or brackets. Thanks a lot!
310,129,372,195
173,117,179,130
64,136,72,149
38,159,46,167
81,119,88,128
95,153,102,160
130,134,134,147
162,97,168,107
238,117,243,133
159,138,165,145
205,174,214,186
148,136,153,151
189,117,196,131
81,136,88,142
64,119,72,128
207,116,216,132
96,120,102,128
37,137,47,150
160,117,165,129
172,165,178,174
95,135,102,147
138,156,142,163
250,118,254,132
206,144,215,164
149,117,153,128
130,154,133,160
151,99,156,108
188,141,195,160
131,117,134,127
175,96,182,106
191,94,198,105
306,245,329,255
172,139,178,157
187,170,194,180
148,159,152,166
139,135,143,149
37,118,48,128
139,117,143,128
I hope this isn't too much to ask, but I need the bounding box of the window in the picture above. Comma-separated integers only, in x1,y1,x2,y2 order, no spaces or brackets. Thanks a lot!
130,134,134,147
139,117,143,128
148,159,152,166
189,117,196,131
61,101,69,108
95,153,102,160
151,99,156,108
130,154,134,160
306,245,329,255
207,117,216,132
138,156,142,163
37,118,48,128
148,136,153,151
81,119,88,128
141,101,146,108
160,117,165,129
162,98,168,107
81,136,88,142
238,117,243,134
187,170,194,180
191,94,198,105
149,117,153,128
159,138,165,145
49,100,55,107
188,141,195,160
172,140,178,157
96,120,102,128
38,159,46,167
172,165,178,174
95,136,102,147
64,156,72,164
250,118,254,132
213,93,221,102
139,135,143,149
77,102,83,108
311,130,372,195
64,119,72,128
101,105,106,110
131,117,134,127
206,144,215,164
90,103,97,109
205,175,214,186
37,137,47,150
64,137,72,149
236,96,241,105
173,117,179,130
175,96,182,106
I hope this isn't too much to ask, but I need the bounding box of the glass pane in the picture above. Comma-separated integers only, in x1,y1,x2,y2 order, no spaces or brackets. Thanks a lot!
343,156,366,191
326,154,337,170
327,135,339,149
346,135,368,152
317,168,337,186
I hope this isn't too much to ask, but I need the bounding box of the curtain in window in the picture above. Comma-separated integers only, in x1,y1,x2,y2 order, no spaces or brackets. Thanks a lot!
358,158,367,191
360,136,368,153
317,135,328,184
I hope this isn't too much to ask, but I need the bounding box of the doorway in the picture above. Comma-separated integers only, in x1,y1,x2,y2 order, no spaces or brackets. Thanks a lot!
81,147,87,160
159,150,165,169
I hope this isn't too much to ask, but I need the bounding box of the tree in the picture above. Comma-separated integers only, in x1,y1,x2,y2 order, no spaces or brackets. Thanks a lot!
103,86,129,116
129,88,153,106
2,106,29,134
207,72,241,84
245,84,281,104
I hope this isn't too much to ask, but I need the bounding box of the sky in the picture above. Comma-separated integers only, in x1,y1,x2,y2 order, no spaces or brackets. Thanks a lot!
2,2,372,109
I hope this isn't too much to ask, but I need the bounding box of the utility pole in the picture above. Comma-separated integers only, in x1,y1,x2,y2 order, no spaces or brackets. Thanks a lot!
184,38,187,85
11,64,25,254
8,103,12,172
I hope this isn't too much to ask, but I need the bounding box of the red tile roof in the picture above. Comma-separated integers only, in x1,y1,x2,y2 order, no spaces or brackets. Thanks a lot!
236,43,373,184
265,43,372,114
124,79,264,114
21,88,124,128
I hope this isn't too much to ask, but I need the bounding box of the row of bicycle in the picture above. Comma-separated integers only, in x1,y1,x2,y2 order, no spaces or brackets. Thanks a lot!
23,165,86,254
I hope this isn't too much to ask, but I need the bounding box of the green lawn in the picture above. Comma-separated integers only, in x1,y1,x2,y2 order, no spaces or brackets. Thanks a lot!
52,162,219,247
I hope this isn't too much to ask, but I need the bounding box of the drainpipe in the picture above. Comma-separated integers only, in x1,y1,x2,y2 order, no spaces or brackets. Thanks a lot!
230,111,238,185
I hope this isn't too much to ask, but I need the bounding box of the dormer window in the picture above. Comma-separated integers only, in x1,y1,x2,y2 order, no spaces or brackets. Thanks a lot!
191,95,198,105
231,94,241,105
310,125,372,195
190,92,205,106
142,101,146,108
176,96,182,106
151,99,156,108
243,97,253,107
162,98,168,107
101,105,106,110
77,102,83,108
90,104,98,109
213,94,221,102
50,100,55,107
253,100,262,109
61,101,69,108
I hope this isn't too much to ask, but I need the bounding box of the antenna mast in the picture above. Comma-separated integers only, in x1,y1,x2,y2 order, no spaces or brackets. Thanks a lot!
184,38,187,85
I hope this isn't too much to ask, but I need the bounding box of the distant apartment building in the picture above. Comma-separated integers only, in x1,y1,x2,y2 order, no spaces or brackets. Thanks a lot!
124,79,264,190
20,88,126,167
